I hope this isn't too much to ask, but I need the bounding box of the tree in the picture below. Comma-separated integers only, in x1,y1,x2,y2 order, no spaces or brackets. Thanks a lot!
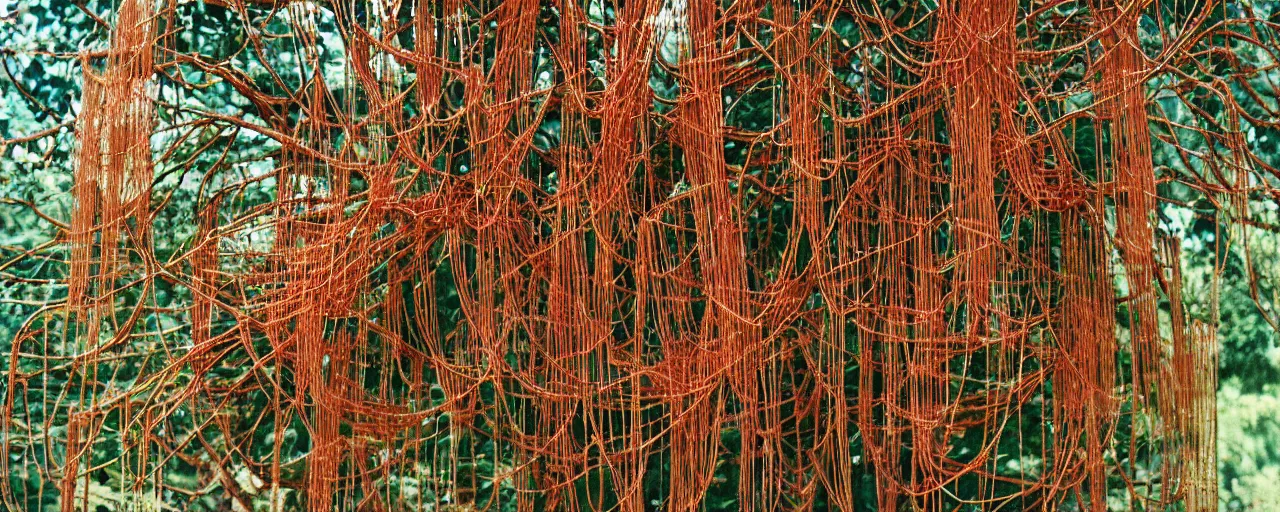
2,0,1279,510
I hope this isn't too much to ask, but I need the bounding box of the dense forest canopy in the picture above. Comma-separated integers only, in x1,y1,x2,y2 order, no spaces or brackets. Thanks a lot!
2,0,1280,510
